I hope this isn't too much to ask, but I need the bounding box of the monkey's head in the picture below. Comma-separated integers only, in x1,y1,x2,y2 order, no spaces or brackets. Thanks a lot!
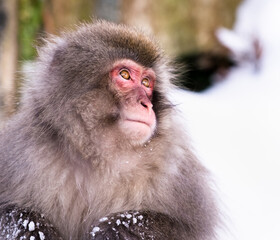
22,21,173,151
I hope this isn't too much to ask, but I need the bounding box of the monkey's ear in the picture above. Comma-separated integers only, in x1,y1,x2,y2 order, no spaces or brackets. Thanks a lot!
49,48,65,67
37,36,68,68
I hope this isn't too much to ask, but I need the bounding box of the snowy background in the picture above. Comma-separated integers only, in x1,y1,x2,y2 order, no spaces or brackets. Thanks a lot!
171,0,280,239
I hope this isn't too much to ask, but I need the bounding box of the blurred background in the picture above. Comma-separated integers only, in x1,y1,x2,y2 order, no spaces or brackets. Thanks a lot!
0,0,280,240
0,0,241,118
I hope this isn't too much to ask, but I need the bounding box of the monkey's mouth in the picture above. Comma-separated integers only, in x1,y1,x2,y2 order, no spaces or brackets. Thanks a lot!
125,119,151,127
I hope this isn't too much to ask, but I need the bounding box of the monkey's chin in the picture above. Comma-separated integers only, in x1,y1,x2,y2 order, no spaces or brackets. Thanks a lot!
119,120,156,146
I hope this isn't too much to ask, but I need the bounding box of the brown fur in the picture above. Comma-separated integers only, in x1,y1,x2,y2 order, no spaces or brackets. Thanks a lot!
0,21,218,239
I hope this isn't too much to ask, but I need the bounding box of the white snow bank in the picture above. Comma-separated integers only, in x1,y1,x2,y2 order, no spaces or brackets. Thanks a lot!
171,0,280,239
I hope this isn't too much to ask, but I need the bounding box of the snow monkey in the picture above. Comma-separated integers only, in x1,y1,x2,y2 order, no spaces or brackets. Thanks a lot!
0,21,219,240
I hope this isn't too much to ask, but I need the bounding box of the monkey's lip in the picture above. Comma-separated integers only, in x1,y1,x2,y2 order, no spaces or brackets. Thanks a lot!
124,118,152,127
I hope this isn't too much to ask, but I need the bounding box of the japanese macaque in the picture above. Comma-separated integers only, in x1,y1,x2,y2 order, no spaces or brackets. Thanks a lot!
0,21,219,240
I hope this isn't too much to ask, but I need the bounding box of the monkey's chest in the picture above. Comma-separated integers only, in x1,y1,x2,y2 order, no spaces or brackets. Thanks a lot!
88,170,151,214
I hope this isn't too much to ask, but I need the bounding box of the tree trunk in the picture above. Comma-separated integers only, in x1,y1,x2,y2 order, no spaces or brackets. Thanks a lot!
43,0,94,34
121,0,152,33
0,0,18,119
121,0,242,55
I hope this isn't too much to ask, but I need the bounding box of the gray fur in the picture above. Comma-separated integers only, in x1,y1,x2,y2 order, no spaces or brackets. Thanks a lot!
0,21,219,239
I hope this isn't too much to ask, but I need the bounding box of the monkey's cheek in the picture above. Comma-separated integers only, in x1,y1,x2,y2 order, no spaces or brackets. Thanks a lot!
119,120,156,145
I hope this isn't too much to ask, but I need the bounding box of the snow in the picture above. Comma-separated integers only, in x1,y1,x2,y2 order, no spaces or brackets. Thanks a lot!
122,221,129,228
92,227,100,232
99,217,108,222
116,219,121,226
38,231,45,240
22,220,29,229
28,221,35,231
133,217,137,224
0,209,52,240
91,211,149,239
90,226,100,237
171,1,280,239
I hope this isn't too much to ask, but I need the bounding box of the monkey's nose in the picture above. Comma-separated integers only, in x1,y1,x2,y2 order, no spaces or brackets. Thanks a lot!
140,98,153,112
136,88,153,112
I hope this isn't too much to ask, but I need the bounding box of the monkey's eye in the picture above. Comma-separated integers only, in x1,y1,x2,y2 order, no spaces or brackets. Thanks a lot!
120,70,130,80
142,78,150,88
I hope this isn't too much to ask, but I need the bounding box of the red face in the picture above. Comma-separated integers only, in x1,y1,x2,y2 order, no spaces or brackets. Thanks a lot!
110,59,157,145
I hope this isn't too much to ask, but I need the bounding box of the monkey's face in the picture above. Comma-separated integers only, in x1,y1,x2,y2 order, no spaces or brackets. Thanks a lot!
110,59,157,145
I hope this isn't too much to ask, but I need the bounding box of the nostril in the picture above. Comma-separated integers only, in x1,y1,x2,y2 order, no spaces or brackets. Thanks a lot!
141,101,148,109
